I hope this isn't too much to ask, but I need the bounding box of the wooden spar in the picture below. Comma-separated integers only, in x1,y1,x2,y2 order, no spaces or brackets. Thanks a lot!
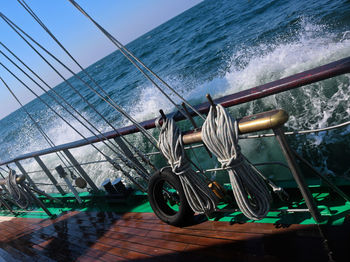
0,56,349,166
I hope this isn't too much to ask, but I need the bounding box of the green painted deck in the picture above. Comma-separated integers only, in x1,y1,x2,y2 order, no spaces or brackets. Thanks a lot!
1,186,350,261
1,186,350,226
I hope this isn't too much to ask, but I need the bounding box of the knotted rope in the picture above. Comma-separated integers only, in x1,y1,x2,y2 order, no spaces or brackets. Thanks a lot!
157,118,218,214
202,105,271,220
6,170,30,209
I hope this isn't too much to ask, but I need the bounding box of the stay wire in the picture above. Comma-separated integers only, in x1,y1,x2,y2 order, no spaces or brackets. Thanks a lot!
0,63,147,191
0,16,151,181
0,12,158,149
17,0,207,176
0,48,149,183
0,42,149,179
16,0,154,171
67,0,206,122
66,0,208,174
0,76,74,174
17,1,205,176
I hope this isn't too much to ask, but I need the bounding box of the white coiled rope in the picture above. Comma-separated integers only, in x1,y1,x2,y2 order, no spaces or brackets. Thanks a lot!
157,118,218,214
6,170,30,209
202,105,271,220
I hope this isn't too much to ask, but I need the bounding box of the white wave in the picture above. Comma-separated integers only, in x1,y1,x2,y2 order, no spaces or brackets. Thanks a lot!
9,21,350,190
129,21,350,126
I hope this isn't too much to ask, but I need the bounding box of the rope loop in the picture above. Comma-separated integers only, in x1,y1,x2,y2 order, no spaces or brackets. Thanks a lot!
202,104,271,220
5,170,31,209
157,117,218,214
219,154,244,169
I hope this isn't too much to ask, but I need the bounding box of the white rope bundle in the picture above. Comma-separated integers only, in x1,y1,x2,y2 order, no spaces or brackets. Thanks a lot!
157,118,218,214
6,170,30,209
202,105,271,220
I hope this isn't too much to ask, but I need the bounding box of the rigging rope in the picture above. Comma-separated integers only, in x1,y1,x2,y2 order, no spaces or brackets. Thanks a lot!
15,0,155,170
67,0,205,122
0,15,153,188
0,13,158,148
157,117,218,214
0,61,146,191
5,170,30,209
0,76,76,177
0,40,151,183
202,105,271,220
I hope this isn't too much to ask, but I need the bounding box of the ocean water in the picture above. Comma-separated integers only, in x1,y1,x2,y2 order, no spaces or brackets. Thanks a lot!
0,0,350,191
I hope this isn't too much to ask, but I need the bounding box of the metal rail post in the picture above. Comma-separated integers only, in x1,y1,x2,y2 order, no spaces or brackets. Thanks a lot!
0,195,14,214
55,165,82,204
15,161,39,190
34,156,66,195
273,127,322,223
21,183,53,217
62,149,99,192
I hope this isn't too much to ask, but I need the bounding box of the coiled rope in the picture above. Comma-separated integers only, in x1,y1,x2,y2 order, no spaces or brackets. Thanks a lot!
6,170,30,209
157,118,218,214
202,105,271,220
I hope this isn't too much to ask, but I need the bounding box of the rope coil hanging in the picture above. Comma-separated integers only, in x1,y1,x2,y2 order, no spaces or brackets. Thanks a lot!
6,170,31,209
202,104,271,220
157,117,218,214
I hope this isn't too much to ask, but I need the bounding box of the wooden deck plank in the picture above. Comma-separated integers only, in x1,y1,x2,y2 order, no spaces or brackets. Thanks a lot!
120,212,313,234
0,211,348,262
115,219,262,241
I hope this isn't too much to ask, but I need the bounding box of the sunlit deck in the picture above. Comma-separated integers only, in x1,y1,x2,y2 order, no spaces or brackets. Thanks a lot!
0,210,349,262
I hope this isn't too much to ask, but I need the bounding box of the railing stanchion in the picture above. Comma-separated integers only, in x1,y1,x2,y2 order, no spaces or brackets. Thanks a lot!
34,156,66,195
63,149,99,192
0,195,14,214
15,161,39,190
273,127,322,223
21,183,53,217
55,165,82,203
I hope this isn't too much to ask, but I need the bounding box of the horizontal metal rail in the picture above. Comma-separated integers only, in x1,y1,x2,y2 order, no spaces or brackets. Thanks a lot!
1,56,349,166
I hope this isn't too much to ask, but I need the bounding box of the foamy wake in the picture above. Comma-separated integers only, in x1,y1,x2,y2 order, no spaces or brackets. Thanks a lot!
130,21,350,125
12,21,350,191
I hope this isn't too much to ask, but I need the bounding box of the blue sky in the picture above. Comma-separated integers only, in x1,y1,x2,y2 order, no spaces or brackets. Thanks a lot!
0,0,202,119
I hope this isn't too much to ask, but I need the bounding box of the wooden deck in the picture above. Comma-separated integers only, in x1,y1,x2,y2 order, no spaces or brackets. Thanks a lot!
0,211,349,262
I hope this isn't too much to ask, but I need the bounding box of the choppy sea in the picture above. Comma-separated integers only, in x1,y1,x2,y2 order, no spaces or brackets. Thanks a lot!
1,0,350,191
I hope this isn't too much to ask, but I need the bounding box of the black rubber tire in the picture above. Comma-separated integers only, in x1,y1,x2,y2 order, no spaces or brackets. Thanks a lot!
148,167,194,226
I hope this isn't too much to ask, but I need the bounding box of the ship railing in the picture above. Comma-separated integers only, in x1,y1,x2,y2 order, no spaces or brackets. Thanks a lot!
0,56,349,219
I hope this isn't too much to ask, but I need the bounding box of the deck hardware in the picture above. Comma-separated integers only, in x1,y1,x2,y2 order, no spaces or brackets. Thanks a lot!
206,93,215,107
55,165,82,204
159,109,167,121
206,93,217,117
0,171,54,217
181,102,198,129
112,178,127,195
74,176,87,189
102,178,118,195
34,156,66,195
63,149,99,192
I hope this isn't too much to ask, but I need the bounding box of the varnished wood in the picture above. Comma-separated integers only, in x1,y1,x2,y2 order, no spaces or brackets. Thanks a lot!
0,211,349,261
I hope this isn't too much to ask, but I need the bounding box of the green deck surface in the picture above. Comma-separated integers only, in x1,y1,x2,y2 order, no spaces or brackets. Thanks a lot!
1,186,350,226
